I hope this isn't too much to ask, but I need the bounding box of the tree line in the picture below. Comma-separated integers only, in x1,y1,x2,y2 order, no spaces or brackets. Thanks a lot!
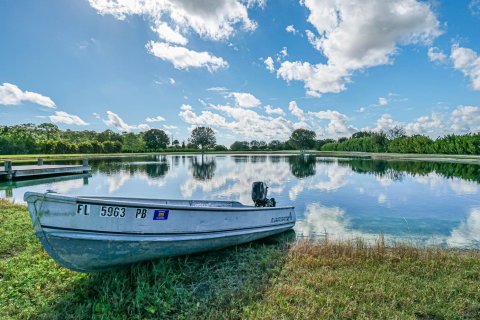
0,124,221,154
320,126,480,155
0,123,479,155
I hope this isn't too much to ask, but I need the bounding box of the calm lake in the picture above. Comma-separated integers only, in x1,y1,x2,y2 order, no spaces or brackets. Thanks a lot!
1,154,480,248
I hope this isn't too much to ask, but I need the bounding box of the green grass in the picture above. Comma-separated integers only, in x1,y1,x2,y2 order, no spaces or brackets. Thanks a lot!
1,200,480,319
2,150,479,166
0,151,302,165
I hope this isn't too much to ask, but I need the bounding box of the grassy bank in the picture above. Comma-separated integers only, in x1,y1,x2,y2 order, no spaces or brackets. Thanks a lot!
0,151,301,165
2,150,480,166
2,200,480,319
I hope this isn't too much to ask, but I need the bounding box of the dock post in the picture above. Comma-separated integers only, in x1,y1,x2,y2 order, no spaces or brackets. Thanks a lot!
37,158,44,166
82,157,89,173
5,160,13,180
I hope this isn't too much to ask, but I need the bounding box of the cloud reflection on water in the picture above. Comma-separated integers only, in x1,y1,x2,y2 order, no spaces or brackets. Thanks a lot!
447,207,480,248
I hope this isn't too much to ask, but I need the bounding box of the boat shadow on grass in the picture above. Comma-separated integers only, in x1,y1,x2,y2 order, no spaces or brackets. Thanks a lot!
38,230,296,320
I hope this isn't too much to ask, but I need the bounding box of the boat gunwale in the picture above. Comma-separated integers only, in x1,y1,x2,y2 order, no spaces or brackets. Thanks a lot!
24,192,295,211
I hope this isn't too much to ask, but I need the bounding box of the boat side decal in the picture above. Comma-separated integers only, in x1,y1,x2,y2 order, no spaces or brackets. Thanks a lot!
271,212,293,223
153,209,169,220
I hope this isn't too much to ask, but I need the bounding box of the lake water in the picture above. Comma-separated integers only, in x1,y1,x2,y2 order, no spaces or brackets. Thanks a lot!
1,154,480,248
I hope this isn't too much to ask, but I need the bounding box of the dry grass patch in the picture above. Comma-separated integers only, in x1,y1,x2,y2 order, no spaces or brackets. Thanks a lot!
244,239,480,320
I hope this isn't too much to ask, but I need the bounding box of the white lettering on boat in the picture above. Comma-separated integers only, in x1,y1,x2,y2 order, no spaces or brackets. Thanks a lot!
76,204,90,215
100,206,126,218
271,212,293,223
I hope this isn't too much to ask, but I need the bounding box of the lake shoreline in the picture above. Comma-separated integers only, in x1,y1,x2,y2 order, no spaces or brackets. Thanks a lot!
2,200,480,319
2,150,480,165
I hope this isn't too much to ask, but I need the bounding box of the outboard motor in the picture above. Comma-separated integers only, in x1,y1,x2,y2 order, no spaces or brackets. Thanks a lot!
251,181,276,207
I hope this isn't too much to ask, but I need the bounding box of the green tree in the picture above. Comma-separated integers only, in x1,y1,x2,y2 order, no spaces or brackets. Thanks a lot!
230,141,250,151
37,123,60,140
268,140,283,150
143,129,169,150
190,127,216,152
102,141,122,153
98,129,123,143
78,141,94,153
213,145,228,151
122,133,146,152
289,129,317,151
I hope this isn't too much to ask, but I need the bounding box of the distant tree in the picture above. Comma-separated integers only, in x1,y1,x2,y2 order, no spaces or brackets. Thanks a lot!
387,126,406,140
122,133,145,152
190,127,216,152
37,123,60,140
172,139,180,147
182,141,185,148
352,131,374,139
55,141,77,154
315,139,335,150
143,129,169,150
78,141,94,153
213,145,228,151
102,141,122,153
289,129,317,151
268,140,283,150
98,129,123,143
250,140,267,150
91,141,103,153
230,141,250,151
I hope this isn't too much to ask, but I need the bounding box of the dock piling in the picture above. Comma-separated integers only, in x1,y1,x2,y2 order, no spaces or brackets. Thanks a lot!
82,157,89,173
4,160,13,180
37,158,44,166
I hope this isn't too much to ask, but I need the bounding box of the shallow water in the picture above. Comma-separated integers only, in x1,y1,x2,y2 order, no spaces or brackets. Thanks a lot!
1,154,480,248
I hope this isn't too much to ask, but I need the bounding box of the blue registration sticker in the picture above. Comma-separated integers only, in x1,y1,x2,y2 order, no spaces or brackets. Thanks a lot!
153,209,169,220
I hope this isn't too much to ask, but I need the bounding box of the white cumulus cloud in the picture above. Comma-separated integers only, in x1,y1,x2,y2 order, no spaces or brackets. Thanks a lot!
0,82,56,108
146,41,228,72
179,100,359,140
49,111,88,126
405,113,446,136
230,92,261,108
104,111,134,132
264,105,285,116
152,22,188,45
145,116,166,122
278,0,441,96
428,47,447,63
450,105,480,133
451,44,480,90
378,97,389,106
88,0,262,70
103,111,151,132
286,25,297,34
288,100,305,120
264,56,275,72
89,0,258,41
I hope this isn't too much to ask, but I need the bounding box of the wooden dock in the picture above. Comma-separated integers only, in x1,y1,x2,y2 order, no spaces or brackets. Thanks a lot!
0,158,91,180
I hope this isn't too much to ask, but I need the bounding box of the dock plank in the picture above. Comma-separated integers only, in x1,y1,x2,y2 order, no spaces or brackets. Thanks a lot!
0,164,91,180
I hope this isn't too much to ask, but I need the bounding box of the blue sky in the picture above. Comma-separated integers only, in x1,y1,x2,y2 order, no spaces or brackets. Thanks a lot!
1,0,479,145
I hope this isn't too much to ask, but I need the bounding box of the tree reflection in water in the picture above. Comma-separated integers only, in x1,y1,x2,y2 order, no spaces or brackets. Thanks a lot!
145,162,169,179
340,158,480,184
190,156,217,181
288,155,316,178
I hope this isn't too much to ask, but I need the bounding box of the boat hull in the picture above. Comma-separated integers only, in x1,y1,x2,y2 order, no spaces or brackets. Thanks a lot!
25,192,296,272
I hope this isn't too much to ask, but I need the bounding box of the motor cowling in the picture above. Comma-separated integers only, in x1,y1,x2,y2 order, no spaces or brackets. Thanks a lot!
252,181,276,207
